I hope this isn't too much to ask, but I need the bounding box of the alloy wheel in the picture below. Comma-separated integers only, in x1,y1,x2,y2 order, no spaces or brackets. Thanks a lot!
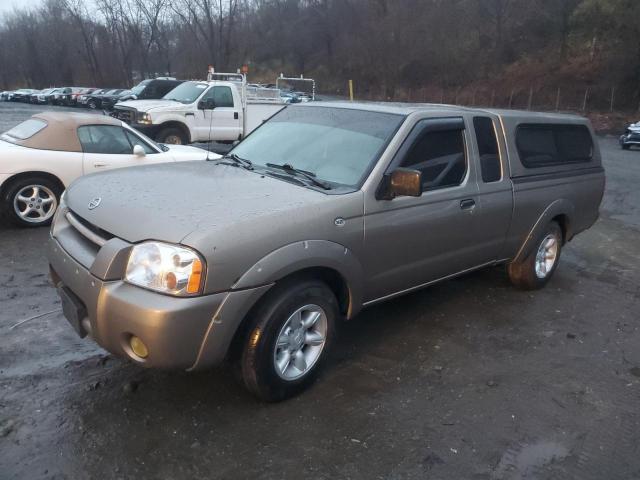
535,234,559,279
273,304,328,381
13,184,57,224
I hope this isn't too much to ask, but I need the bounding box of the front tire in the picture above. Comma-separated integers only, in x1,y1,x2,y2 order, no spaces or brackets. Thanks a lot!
2,177,61,227
238,278,338,402
622,144,631,150
507,221,562,290
156,127,188,145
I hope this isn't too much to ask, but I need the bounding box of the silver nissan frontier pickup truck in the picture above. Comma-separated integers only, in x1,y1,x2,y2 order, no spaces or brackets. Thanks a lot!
48,102,605,401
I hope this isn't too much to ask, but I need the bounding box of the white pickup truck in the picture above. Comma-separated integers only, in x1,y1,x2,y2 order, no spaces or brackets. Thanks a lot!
113,75,286,145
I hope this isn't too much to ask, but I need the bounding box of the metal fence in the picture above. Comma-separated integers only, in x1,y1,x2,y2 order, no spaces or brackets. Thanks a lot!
346,83,640,114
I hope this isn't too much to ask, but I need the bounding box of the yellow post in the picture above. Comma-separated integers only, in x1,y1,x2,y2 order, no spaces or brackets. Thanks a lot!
348,79,354,101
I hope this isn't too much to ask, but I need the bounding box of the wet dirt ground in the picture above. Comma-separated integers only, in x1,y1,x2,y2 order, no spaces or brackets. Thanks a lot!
1,102,639,479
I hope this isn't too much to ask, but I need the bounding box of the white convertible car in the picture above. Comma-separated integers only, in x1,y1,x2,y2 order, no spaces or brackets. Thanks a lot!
0,112,217,227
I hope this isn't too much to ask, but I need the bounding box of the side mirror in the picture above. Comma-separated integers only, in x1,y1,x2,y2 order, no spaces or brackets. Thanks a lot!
133,145,146,157
198,98,216,110
379,168,422,200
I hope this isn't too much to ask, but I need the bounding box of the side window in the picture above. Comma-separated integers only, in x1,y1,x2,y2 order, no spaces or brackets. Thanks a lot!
124,130,155,154
516,124,593,167
78,125,134,154
473,117,501,182
212,86,234,108
556,126,593,162
400,127,467,191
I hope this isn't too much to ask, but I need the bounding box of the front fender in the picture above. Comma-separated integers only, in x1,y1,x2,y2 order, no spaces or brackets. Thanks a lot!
233,240,365,318
513,199,574,263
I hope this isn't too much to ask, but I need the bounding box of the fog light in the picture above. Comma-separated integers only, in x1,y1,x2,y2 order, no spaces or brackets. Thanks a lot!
130,336,148,359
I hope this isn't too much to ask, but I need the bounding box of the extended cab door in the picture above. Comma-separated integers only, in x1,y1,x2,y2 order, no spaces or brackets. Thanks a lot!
362,117,487,302
469,115,513,263
194,85,242,142
78,124,163,174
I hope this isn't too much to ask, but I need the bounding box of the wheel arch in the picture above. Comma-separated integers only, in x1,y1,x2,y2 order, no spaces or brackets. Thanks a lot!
513,199,574,263
232,240,364,320
1,171,65,199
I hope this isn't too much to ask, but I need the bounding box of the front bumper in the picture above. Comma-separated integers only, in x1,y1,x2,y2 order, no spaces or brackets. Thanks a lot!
48,212,272,370
621,132,640,145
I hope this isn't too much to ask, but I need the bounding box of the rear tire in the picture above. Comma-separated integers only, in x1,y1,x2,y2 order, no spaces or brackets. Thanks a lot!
156,127,188,145
2,176,62,228
507,221,562,290
237,278,337,402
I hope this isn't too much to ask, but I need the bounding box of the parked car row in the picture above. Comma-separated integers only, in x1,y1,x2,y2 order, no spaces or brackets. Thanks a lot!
0,78,184,111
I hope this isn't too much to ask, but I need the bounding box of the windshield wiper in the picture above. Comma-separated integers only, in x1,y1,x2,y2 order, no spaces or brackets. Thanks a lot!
265,163,331,190
218,153,254,170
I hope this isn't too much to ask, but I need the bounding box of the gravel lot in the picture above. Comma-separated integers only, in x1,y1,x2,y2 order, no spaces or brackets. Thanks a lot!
1,102,639,479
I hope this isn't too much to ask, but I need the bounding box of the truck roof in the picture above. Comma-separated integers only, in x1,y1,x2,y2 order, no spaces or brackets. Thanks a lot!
302,101,587,122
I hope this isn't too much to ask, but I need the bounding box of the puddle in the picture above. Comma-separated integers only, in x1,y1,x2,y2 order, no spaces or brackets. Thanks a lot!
493,441,570,479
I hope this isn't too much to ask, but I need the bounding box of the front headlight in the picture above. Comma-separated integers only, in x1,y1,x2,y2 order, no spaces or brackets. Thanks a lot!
137,112,152,124
125,242,205,296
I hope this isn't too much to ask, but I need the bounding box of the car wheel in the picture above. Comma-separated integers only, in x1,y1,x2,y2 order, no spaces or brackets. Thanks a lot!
622,144,631,150
88,100,97,109
157,127,188,145
507,221,562,290
2,177,61,227
238,278,337,402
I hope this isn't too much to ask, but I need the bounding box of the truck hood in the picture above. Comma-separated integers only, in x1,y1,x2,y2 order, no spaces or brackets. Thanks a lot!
65,161,327,245
116,99,186,113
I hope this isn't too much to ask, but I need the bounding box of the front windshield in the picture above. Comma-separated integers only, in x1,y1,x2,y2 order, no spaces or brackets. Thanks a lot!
163,82,207,104
131,80,150,95
230,106,405,188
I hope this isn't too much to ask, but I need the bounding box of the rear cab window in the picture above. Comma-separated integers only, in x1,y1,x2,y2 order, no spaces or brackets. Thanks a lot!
1,119,48,142
473,117,502,182
516,124,593,168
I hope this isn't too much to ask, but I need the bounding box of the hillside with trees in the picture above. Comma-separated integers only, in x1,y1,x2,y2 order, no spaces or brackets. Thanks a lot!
0,0,639,112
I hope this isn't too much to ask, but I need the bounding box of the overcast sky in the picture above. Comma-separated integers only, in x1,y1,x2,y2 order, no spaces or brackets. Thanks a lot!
0,0,44,15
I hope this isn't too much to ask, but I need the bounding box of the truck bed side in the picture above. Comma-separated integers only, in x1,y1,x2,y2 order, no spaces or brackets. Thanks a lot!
494,112,605,260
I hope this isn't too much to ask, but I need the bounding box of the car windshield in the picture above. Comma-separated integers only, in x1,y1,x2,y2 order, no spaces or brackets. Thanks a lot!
230,106,405,188
163,82,208,104
131,80,151,95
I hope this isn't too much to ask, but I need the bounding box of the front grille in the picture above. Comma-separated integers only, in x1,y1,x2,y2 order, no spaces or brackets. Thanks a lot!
112,107,135,124
66,210,114,247
627,132,640,141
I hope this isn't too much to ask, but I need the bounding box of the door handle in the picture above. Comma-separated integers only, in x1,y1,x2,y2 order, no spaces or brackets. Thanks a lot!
94,163,108,168
460,199,476,210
